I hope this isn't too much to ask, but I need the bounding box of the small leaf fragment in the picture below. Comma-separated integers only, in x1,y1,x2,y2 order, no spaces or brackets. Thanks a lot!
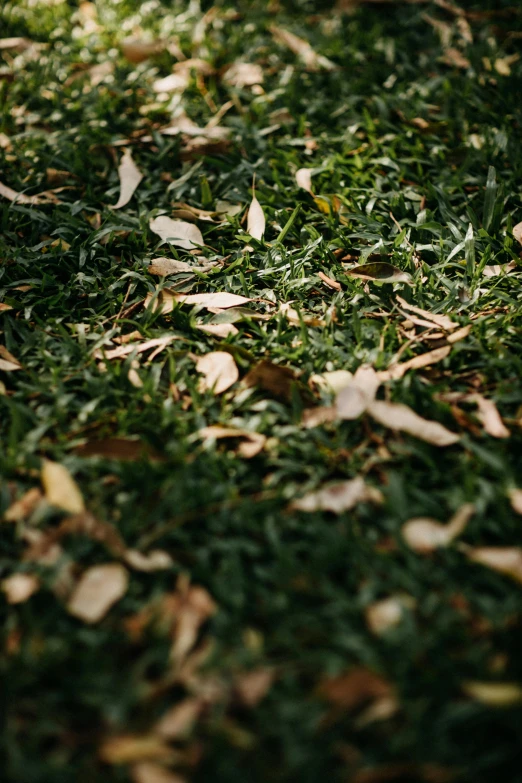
67,563,129,623
290,477,382,514
465,546,522,585
2,573,40,604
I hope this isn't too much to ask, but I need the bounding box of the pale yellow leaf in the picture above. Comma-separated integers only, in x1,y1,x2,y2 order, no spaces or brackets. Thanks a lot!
402,503,475,553
482,262,517,277
368,400,460,446
150,217,204,250
67,563,128,623
295,168,313,193
41,460,85,514
311,370,353,395
462,681,522,707
196,351,239,394
247,194,265,241
2,573,40,604
113,148,143,209
152,72,189,93
290,477,382,514
465,546,522,585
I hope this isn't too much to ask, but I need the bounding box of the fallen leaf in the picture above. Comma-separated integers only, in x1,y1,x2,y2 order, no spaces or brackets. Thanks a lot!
395,295,457,331
122,38,164,63
169,576,217,664
295,168,314,193
3,487,44,522
223,61,264,88
301,406,338,428
508,489,522,515
144,289,252,315
154,698,203,739
131,764,186,783
440,47,470,69
465,547,522,585
318,667,394,711
447,324,472,343
0,36,33,52
379,346,451,382
462,681,522,707
347,262,412,284
494,54,520,76
148,258,193,276
279,301,325,327
196,323,239,338
318,271,341,291
244,359,311,403
513,222,522,246
100,734,176,764
270,25,335,71
467,394,510,438
96,335,179,361
0,357,21,372
124,550,173,572
198,426,266,458
113,148,143,209
74,437,162,461
2,573,40,604
336,365,381,420
67,563,129,623
152,72,189,93
482,262,517,277
41,460,85,514
366,595,413,636
150,217,204,250
290,477,382,514
0,180,53,206
246,192,265,241
368,400,460,446
0,303,13,313
196,352,239,394
234,669,275,707
311,370,353,395
402,503,475,553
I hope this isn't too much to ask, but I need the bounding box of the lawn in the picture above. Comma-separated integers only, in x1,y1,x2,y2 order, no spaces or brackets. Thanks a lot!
1,1,522,781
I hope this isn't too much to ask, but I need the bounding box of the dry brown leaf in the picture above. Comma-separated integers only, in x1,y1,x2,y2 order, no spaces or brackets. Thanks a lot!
223,61,264,88
154,698,203,739
96,335,178,361
270,25,335,71
198,426,266,458
462,681,522,707
169,576,217,664
122,38,164,63
379,345,451,382
113,148,143,210
131,764,187,783
196,352,239,394
148,258,193,275
144,289,252,315
494,54,520,76
234,668,275,707
196,323,239,339
395,296,457,331
124,550,173,572
402,503,475,553
74,437,162,462
243,360,310,403
150,217,204,250
336,365,381,420
465,546,522,585
317,271,341,291
0,357,21,372
440,47,470,69
279,301,325,327
152,72,189,93
67,563,129,623
513,222,522,246
247,192,265,241
318,667,394,711
368,400,460,446
290,477,382,514
41,460,85,514
0,303,13,313
508,489,522,515
311,370,353,395
100,734,176,765
0,180,53,206
483,262,517,277
3,487,44,522
295,168,314,193
301,406,338,428
447,324,472,344
0,37,33,52
2,573,40,604
467,394,510,438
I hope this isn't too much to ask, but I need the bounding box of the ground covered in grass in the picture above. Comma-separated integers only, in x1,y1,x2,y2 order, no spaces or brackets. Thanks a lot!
1,0,522,781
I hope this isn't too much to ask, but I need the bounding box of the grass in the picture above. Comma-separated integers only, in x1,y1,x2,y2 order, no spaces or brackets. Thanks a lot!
1,0,522,781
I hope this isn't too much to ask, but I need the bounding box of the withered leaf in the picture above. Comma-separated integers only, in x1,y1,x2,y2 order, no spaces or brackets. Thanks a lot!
368,400,460,446
145,289,252,315
2,573,40,604
347,263,412,284
365,595,414,636
270,25,335,71
131,764,187,783
196,323,239,339
379,346,451,382
336,365,381,420
150,217,204,250
67,563,129,623
3,487,44,522
402,504,475,553
198,426,266,458
74,437,162,462
244,359,311,403
462,681,522,707
223,62,264,88
41,460,85,514
122,38,165,63
318,667,394,711
467,394,510,438
124,550,173,572
100,734,176,765
113,149,143,210
465,546,522,585
169,577,217,664
295,168,314,193
290,477,382,514
508,488,522,515
395,295,457,331
148,258,193,276
196,352,239,394
0,179,54,206
513,221,522,246
154,698,203,739
246,192,265,241
234,668,275,707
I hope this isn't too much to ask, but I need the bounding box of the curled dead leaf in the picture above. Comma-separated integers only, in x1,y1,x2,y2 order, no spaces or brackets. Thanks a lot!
290,477,382,514
347,262,412,284
402,504,475,553
196,352,239,394
67,563,129,623
244,359,311,403
467,394,510,438
365,595,415,636
379,346,451,382
223,61,264,88
41,460,85,514
396,296,457,331
122,38,164,63
368,400,460,447
513,221,522,246
318,667,394,712
196,323,239,339
464,546,522,585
